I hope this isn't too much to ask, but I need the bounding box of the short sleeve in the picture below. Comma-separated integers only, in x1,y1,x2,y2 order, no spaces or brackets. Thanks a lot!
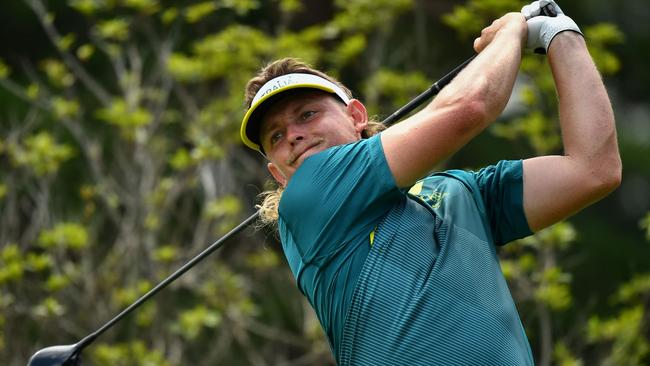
279,134,402,265
473,160,532,245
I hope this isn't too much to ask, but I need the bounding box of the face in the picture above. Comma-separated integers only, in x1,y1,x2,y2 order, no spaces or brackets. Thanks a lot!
259,90,368,187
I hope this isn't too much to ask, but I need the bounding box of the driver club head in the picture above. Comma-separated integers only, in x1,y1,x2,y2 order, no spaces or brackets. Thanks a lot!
27,344,82,366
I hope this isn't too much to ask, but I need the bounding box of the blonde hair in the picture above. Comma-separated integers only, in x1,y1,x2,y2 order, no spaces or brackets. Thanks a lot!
245,58,385,226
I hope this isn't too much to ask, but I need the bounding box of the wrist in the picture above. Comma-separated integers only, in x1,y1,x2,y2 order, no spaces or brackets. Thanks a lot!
495,20,528,50
525,12,583,54
505,16,529,44
547,30,586,57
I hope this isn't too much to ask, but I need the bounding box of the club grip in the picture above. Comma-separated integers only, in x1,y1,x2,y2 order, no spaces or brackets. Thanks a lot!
541,4,557,17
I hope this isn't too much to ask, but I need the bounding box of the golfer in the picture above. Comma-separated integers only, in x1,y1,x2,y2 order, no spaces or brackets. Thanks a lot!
240,1,621,364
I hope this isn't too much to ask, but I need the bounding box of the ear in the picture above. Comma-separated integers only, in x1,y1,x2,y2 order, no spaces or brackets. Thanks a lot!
267,162,288,187
346,99,368,135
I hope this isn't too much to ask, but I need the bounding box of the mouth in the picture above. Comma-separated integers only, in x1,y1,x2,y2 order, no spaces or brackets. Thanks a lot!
287,140,323,166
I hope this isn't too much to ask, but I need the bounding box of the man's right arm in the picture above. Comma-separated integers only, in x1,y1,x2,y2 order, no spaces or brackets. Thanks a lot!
380,13,527,188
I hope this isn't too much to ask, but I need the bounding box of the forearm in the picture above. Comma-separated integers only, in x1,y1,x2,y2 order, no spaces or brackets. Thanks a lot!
381,14,526,188
431,24,523,122
547,32,621,181
522,31,621,231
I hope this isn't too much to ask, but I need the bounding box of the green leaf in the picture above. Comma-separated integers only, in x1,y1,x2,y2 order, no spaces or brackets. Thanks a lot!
204,195,242,219
442,0,524,38
184,1,218,23
113,281,152,307
517,253,537,273
173,305,222,340
40,59,74,88
90,341,171,366
25,83,40,100
33,297,65,318
135,303,157,327
57,33,76,51
585,23,625,46
51,97,81,119
148,178,174,207
329,34,366,68
25,253,53,272
167,53,204,82
45,274,71,292
153,245,178,263
245,250,280,270
639,212,650,242
144,213,160,230
364,69,431,114
499,259,516,280
68,0,106,15
8,132,75,176
554,342,583,366
1,244,21,263
274,27,322,66
588,306,644,341
541,266,572,284
189,135,226,161
0,262,24,284
169,148,193,170
535,283,572,311
278,0,302,14
169,25,272,82
95,18,130,41
492,110,562,155
123,0,160,14
96,99,153,129
536,222,577,250
587,305,650,365
442,6,485,39
0,58,11,78
220,0,260,15
333,0,412,32
38,223,89,250
615,273,650,304
585,23,624,76
76,44,95,61
161,7,179,24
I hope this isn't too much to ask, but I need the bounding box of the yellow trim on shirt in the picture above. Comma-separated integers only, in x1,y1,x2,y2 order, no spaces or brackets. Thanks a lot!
409,181,424,195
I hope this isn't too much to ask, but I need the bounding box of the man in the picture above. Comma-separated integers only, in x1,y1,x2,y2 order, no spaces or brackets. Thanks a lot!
240,1,621,364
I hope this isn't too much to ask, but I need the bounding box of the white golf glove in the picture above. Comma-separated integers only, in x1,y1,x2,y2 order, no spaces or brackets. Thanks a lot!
521,0,583,54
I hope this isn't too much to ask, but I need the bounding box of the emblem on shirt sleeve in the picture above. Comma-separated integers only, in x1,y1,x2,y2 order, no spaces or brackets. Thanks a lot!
408,181,447,209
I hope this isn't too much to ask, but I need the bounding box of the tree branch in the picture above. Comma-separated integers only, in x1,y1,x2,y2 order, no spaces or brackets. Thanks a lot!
24,0,112,106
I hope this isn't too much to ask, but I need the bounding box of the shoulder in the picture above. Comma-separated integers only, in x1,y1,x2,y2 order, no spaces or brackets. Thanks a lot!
278,134,401,240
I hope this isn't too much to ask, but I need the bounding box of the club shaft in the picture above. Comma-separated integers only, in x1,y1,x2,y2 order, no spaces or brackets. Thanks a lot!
77,211,260,350
382,55,476,126
73,54,477,352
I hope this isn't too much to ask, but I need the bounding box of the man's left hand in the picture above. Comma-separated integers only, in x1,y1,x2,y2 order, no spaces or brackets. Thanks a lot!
521,0,583,54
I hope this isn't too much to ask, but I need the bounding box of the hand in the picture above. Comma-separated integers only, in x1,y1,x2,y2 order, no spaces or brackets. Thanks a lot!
521,0,583,54
521,0,556,20
473,13,527,54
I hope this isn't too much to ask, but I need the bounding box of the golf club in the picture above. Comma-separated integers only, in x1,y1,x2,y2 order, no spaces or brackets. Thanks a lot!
26,52,481,366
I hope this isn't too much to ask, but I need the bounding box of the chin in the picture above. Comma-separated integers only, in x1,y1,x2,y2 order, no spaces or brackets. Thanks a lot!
294,150,317,168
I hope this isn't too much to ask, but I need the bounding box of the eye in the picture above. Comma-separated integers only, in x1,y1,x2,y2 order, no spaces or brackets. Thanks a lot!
269,130,284,145
300,110,317,120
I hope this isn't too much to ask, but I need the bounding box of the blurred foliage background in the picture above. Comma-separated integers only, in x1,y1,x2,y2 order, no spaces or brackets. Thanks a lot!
0,0,648,365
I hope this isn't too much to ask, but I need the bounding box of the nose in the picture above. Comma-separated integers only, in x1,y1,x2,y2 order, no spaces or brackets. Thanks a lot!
286,122,305,146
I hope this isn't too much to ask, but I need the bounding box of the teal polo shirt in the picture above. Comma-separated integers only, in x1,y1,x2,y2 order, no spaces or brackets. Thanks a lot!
278,134,534,365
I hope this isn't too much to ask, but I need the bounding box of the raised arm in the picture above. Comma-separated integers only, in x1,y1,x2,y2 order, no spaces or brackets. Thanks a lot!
522,31,621,231
380,13,528,188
